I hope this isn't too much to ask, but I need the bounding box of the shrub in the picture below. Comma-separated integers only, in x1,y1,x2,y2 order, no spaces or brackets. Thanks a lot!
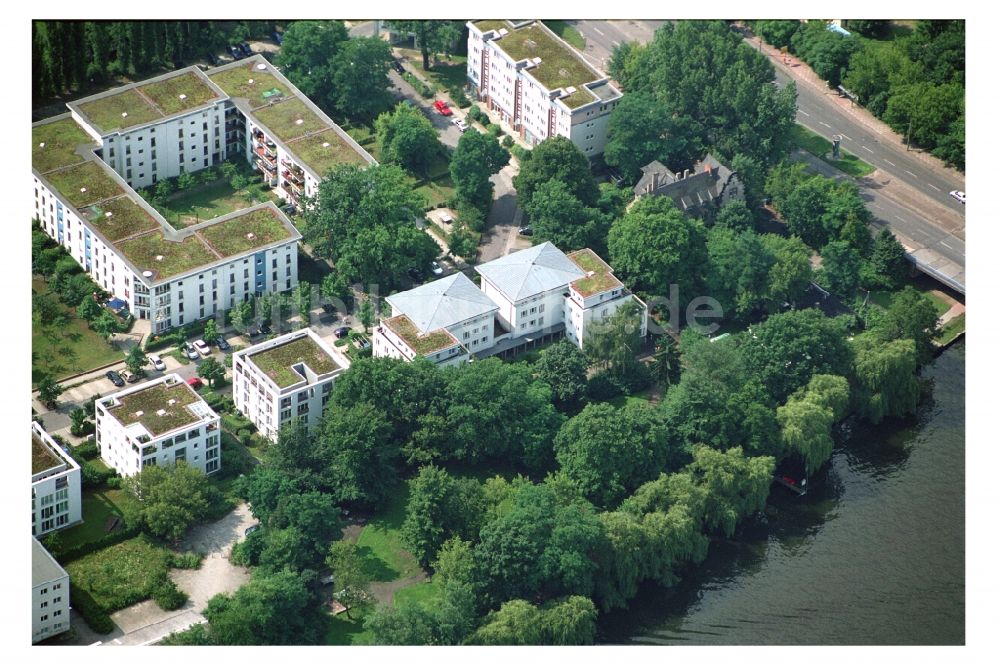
57,522,142,563
502,135,514,148
488,124,503,138
467,105,483,123
81,460,117,489
230,528,265,566
152,577,188,611
451,88,472,108
70,583,115,634
620,362,654,394
74,438,100,460
106,476,122,489
237,429,252,446
167,551,204,570
586,372,623,401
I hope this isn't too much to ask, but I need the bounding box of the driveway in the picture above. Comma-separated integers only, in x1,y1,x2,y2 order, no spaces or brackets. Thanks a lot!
478,165,531,263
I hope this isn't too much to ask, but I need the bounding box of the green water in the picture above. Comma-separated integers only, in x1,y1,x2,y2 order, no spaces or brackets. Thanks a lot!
602,342,965,645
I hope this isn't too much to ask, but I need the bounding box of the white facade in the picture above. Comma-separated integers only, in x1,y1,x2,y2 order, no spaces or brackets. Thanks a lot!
32,537,71,644
96,374,221,477
232,329,347,442
31,422,83,538
374,316,468,367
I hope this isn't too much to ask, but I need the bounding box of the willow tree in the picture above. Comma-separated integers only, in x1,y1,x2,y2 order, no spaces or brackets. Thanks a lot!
851,334,922,424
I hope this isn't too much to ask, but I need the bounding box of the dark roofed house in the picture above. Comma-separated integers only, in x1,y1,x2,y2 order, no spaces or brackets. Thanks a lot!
633,154,744,221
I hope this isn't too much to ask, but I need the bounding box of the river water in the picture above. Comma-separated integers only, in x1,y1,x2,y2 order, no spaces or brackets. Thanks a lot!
601,342,965,645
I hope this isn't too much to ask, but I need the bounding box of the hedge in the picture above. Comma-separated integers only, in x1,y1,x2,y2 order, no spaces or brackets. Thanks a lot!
70,582,115,634
74,438,100,461
55,521,142,563
152,578,188,611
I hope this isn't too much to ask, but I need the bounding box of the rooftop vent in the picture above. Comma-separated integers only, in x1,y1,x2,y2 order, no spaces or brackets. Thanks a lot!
155,255,164,261
498,28,509,36
295,118,304,125
246,232,256,240
559,68,570,77
179,93,187,100
142,270,154,278
532,57,542,65
322,142,330,148
39,142,45,148
105,211,113,218
587,271,595,277
135,410,144,417
122,112,128,118
80,187,87,193
565,86,577,94
257,63,267,71
156,409,166,416
167,399,176,406
248,79,254,84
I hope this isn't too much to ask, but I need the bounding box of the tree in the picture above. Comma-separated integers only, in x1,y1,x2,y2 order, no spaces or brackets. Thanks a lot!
90,310,120,340
470,596,598,645
817,240,862,299
851,333,922,424
401,465,485,567
450,130,509,213
276,20,348,106
197,357,226,388
752,20,801,47
777,375,850,475
715,199,756,232
384,21,464,70
554,402,682,509
177,171,195,190
791,23,859,87
866,229,910,290
447,225,479,259
534,341,590,410
513,136,599,208
604,92,703,181
203,318,219,345
523,180,604,251
584,299,645,384
316,401,398,507
705,226,773,321
761,233,813,309
124,462,222,541
228,298,254,333
37,374,64,408
70,407,91,436
76,297,101,322
237,463,309,524
331,37,394,121
607,195,707,302
683,446,775,536
651,335,682,387
884,82,964,151
375,102,441,175
125,345,148,375
879,287,941,364
357,296,374,331
326,541,373,620
742,308,852,403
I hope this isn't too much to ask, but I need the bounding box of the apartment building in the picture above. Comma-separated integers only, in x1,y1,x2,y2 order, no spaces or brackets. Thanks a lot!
374,243,647,362
32,537,71,644
32,56,374,333
232,329,347,442
31,422,82,538
95,374,221,477
467,20,622,156
373,273,499,366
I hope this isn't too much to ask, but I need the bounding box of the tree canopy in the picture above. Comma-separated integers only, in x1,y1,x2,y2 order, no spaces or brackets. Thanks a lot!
513,136,599,208
450,129,509,213
124,462,222,541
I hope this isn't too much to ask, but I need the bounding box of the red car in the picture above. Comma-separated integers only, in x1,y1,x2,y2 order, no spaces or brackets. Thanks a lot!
187,377,204,389
433,99,452,116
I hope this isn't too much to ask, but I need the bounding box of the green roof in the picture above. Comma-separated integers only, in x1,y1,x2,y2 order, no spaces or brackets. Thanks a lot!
385,315,457,355
493,23,598,94
76,88,162,133
287,128,368,176
82,196,161,243
248,335,342,388
116,231,219,280
208,64,290,109
32,435,62,475
108,381,204,437
562,88,596,109
474,19,509,33
137,71,220,116
197,208,295,258
43,161,126,208
252,97,327,143
568,249,622,297
32,118,94,174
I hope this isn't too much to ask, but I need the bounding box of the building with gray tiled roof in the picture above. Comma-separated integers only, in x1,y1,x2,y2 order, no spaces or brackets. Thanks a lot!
633,154,744,220
32,537,70,643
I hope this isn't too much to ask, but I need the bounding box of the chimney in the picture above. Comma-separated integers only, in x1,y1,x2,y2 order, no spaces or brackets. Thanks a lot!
704,162,711,174
675,172,682,181
651,172,660,189
683,169,690,179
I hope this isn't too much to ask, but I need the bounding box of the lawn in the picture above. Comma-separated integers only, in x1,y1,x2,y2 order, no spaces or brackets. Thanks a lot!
495,23,596,94
149,178,277,229
868,287,951,317
247,335,341,388
65,536,173,612
936,313,965,346
397,49,469,96
791,123,876,178
606,393,656,409
208,64,290,109
325,607,374,645
32,277,122,387
355,483,422,582
543,20,586,50
83,195,161,242
394,578,443,610
57,487,139,551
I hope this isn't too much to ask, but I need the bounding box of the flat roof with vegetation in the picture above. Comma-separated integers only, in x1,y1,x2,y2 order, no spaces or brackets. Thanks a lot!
252,97,328,143
287,128,368,176
32,118,95,174
137,71,220,116
197,207,295,258
248,335,342,388
116,231,220,281
107,380,204,437
42,161,126,209
76,88,164,133
568,248,622,297
32,434,62,475
207,64,290,109
82,196,161,243
384,314,458,356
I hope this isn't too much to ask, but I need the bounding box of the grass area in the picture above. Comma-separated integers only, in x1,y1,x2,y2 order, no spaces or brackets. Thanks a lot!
936,313,965,345
606,393,656,409
325,606,374,645
413,175,456,209
198,207,295,257
355,483,422,582
138,71,220,116
83,195,161,242
43,161,125,208
287,128,370,176
32,277,121,387
65,537,172,612
106,379,203,437
543,20,586,50
247,334,342,388
868,287,951,317
57,487,138,551
150,178,275,229
791,123,876,178
116,231,219,280
76,88,162,133
394,578,443,610
253,97,327,143
32,117,93,173
208,64,290,109
398,49,469,96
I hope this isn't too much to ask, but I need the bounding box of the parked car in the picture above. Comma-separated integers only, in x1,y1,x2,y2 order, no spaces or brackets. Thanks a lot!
392,59,405,74
322,303,338,316
439,212,454,225
244,524,260,536
949,190,966,204
106,370,125,387
216,337,232,352
187,377,204,389
433,99,453,116
148,353,166,371
334,326,351,339
452,118,469,132
193,339,211,357
228,45,243,59
518,226,533,236
206,51,219,66
120,370,139,384
272,30,283,45
407,267,424,282
430,260,444,276
183,343,200,360
239,42,253,57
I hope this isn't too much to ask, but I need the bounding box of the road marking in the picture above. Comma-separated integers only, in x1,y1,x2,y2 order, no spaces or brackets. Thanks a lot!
612,40,620,47
928,184,941,191
819,121,832,128
885,159,896,167
798,109,810,117
593,27,605,36
940,241,953,250
905,170,916,177
894,215,906,222
862,146,874,153
840,133,853,141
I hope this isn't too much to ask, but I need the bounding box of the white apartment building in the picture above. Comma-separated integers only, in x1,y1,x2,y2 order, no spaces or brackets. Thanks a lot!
31,421,82,538
373,273,499,366
95,374,221,477
467,20,622,156
32,56,374,334
374,243,647,362
32,537,71,644
233,328,347,442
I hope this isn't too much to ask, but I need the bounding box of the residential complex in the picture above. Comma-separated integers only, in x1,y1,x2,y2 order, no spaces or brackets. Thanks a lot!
466,20,622,155
32,55,374,333
374,242,647,363
633,154,745,220
31,421,82,538
95,374,222,477
32,537,71,644
233,328,347,441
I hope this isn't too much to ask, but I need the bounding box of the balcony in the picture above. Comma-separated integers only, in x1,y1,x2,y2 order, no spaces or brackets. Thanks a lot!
257,158,277,174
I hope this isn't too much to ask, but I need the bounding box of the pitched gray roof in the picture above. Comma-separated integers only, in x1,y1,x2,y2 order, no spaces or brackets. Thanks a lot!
475,242,585,301
32,537,68,588
386,273,498,334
